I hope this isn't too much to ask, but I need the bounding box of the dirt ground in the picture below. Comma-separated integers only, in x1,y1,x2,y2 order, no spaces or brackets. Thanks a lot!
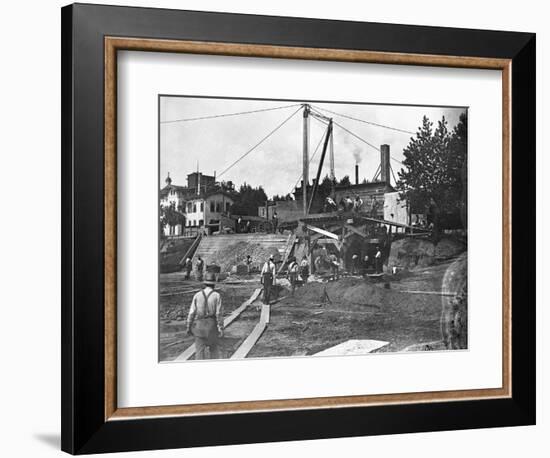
160,257,461,361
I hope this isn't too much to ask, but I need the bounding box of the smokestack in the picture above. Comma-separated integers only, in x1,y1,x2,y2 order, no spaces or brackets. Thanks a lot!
355,164,359,185
380,144,390,184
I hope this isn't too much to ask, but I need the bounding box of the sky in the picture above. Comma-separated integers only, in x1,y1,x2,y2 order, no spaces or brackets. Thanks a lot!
159,96,466,198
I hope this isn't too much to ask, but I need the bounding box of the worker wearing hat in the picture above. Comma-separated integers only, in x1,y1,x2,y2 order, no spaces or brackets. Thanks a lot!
287,256,299,296
261,254,277,304
186,271,224,360
183,257,192,280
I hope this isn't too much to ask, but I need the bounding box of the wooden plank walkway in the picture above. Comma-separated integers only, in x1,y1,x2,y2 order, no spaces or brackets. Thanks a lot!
230,303,270,360
173,287,262,362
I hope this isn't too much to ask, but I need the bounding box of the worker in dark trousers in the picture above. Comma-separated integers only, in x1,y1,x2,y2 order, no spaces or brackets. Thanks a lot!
236,216,242,233
288,257,299,296
363,254,370,274
272,212,279,233
261,255,277,304
300,256,310,283
351,253,359,274
186,272,224,360
374,246,382,273
195,256,204,282
183,257,192,280
370,198,378,217
245,254,252,275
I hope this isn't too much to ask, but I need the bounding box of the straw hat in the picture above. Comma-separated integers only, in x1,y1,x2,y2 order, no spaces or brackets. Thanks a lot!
204,271,216,287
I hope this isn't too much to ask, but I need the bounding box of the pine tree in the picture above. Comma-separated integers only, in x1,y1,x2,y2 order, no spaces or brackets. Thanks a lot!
396,113,467,231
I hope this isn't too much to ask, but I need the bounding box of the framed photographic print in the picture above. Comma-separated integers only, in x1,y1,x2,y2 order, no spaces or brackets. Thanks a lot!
61,3,536,454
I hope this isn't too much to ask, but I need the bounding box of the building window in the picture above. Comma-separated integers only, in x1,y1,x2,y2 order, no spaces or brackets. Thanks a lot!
200,202,204,212
226,202,231,213
210,201,215,212
187,202,192,213
199,219,204,226
193,203,197,213
216,202,221,212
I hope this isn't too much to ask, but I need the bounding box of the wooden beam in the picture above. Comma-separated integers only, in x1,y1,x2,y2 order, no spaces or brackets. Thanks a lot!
310,225,342,243
314,237,341,244
231,304,270,359
356,213,430,232
173,342,197,361
173,287,262,361
277,233,297,275
305,224,339,240
344,224,367,239
178,233,202,265
223,288,262,327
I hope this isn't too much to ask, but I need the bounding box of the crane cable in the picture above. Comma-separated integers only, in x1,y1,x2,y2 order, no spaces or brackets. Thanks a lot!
161,103,302,124
310,104,416,135
330,120,405,166
217,106,302,179
389,163,399,186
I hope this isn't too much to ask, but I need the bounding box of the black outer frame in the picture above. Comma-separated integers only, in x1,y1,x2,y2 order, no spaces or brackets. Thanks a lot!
61,3,536,454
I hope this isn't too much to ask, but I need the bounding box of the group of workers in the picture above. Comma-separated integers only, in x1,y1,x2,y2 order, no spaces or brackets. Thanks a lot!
182,256,205,281
235,216,252,233
235,211,280,234
182,246,384,360
323,195,379,216
351,246,383,274
261,254,310,300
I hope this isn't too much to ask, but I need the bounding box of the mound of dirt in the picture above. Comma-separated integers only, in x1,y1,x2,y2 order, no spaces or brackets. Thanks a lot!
291,277,389,307
160,237,196,273
435,237,466,260
208,241,281,272
388,238,436,270
440,253,467,349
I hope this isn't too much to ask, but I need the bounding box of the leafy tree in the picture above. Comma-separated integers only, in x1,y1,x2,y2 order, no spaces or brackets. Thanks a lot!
396,114,467,233
338,175,351,187
449,112,468,227
160,202,186,236
272,193,293,202
231,183,268,215
317,174,336,200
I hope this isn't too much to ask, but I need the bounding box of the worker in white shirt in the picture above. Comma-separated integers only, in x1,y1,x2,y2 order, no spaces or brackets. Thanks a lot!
375,246,383,273
345,195,354,212
325,196,337,212
363,254,370,273
261,255,277,304
287,256,299,296
183,257,192,280
353,195,363,212
329,253,339,280
186,272,224,360
300,256,310,283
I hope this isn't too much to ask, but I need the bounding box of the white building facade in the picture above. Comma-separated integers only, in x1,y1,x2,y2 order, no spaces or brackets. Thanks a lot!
160,173,234,237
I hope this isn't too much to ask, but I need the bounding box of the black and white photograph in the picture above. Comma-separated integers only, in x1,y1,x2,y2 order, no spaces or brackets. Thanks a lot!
159,96,468,362
0,0,543,456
